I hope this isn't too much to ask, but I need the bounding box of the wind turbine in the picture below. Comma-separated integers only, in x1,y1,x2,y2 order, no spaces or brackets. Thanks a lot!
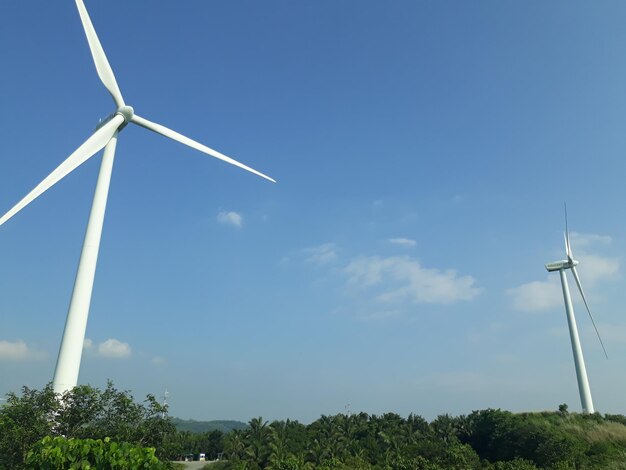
0,0,275,395
544,206,607,414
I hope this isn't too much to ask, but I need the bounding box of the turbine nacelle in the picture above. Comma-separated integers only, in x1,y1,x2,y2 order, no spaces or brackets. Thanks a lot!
545,259,578,272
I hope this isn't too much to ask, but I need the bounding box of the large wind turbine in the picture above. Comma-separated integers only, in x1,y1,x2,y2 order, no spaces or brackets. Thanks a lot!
544,207,607,414
1,0,275,394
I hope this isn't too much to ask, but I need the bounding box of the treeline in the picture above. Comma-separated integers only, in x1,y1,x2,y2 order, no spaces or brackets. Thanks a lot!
211,409,626,469
2,383,626,469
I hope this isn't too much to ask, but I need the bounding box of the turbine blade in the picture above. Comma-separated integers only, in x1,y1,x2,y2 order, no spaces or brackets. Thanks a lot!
571,266,609,359
564,202,573,261
131,114,276,183
75,0,125,107
0,114,124,228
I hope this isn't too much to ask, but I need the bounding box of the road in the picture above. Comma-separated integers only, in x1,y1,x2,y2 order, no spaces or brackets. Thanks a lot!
173,460,218,469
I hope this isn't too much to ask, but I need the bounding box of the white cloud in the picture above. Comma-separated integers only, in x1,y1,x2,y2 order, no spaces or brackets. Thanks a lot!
83,338,93,350
388,238,416,248
577,254,619,284
96,339,131,359
569,232,619,284
217,211,243,228
303,243,337,266
508,232,619,312
570,232,612,248
344,255,481,305
506,278,563,312
0,340,46,361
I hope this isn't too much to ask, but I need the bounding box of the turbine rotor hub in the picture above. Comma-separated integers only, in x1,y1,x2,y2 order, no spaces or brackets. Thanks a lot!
116,105,134,123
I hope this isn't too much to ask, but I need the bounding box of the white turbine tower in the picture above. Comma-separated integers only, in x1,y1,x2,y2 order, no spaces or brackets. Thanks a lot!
544,206,607,414
0,0,275,395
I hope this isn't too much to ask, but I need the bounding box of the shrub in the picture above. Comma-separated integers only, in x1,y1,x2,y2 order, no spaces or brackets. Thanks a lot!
25,436,169,469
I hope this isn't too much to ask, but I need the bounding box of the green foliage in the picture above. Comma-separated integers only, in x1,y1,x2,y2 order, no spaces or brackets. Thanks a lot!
491,458,540,469
3,383,626,470
0,382,175,469
54,382,175,454
25,436,168,469
0,384,60,468
206,462,232,470
604,414,626,426
166,429,225,461
212,410,626,469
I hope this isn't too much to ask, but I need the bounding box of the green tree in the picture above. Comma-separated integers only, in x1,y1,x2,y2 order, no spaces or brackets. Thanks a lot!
245,417,270,469
224,429,247,462
0,384,59,468
491,458,540,469
0,382,176,468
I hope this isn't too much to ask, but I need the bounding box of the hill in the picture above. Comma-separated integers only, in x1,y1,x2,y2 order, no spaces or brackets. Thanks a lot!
170,418,247,434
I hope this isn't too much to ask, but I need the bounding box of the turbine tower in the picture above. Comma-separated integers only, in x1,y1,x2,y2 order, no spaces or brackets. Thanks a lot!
0,0,275,395
544,206,607,414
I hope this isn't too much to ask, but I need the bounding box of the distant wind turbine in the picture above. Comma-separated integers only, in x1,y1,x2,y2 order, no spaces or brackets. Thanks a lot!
0,0,275,395
544,205,607,414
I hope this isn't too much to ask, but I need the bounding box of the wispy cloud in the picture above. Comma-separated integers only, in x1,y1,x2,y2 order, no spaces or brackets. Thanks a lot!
345,255,481,305
577,254,619,284
217,211,243,228
85,338,132,359
303,243,338,266
152,356,166,365
570,232,619,284
508,232,619,312
506,278,563,312
0,340,46,361
570,232,612,248
388,238,416,248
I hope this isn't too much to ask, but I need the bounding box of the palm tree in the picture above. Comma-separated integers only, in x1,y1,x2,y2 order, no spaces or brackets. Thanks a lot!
245,417,270,469
431,413,460,444
224,429,246,461
269,421,289,466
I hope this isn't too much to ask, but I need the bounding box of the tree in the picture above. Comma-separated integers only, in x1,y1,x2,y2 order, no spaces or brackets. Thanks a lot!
0,382,176,468
0,384,59,468
245,417,271,469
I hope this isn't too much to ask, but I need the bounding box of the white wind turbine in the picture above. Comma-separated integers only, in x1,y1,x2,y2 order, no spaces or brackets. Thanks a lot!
544,206,607,414
1,0,275,395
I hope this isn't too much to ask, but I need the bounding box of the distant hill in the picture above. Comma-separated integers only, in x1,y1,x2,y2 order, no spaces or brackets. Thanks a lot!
171,417,248,434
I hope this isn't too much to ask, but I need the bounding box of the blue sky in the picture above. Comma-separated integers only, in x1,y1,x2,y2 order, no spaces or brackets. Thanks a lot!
1,0,626,422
